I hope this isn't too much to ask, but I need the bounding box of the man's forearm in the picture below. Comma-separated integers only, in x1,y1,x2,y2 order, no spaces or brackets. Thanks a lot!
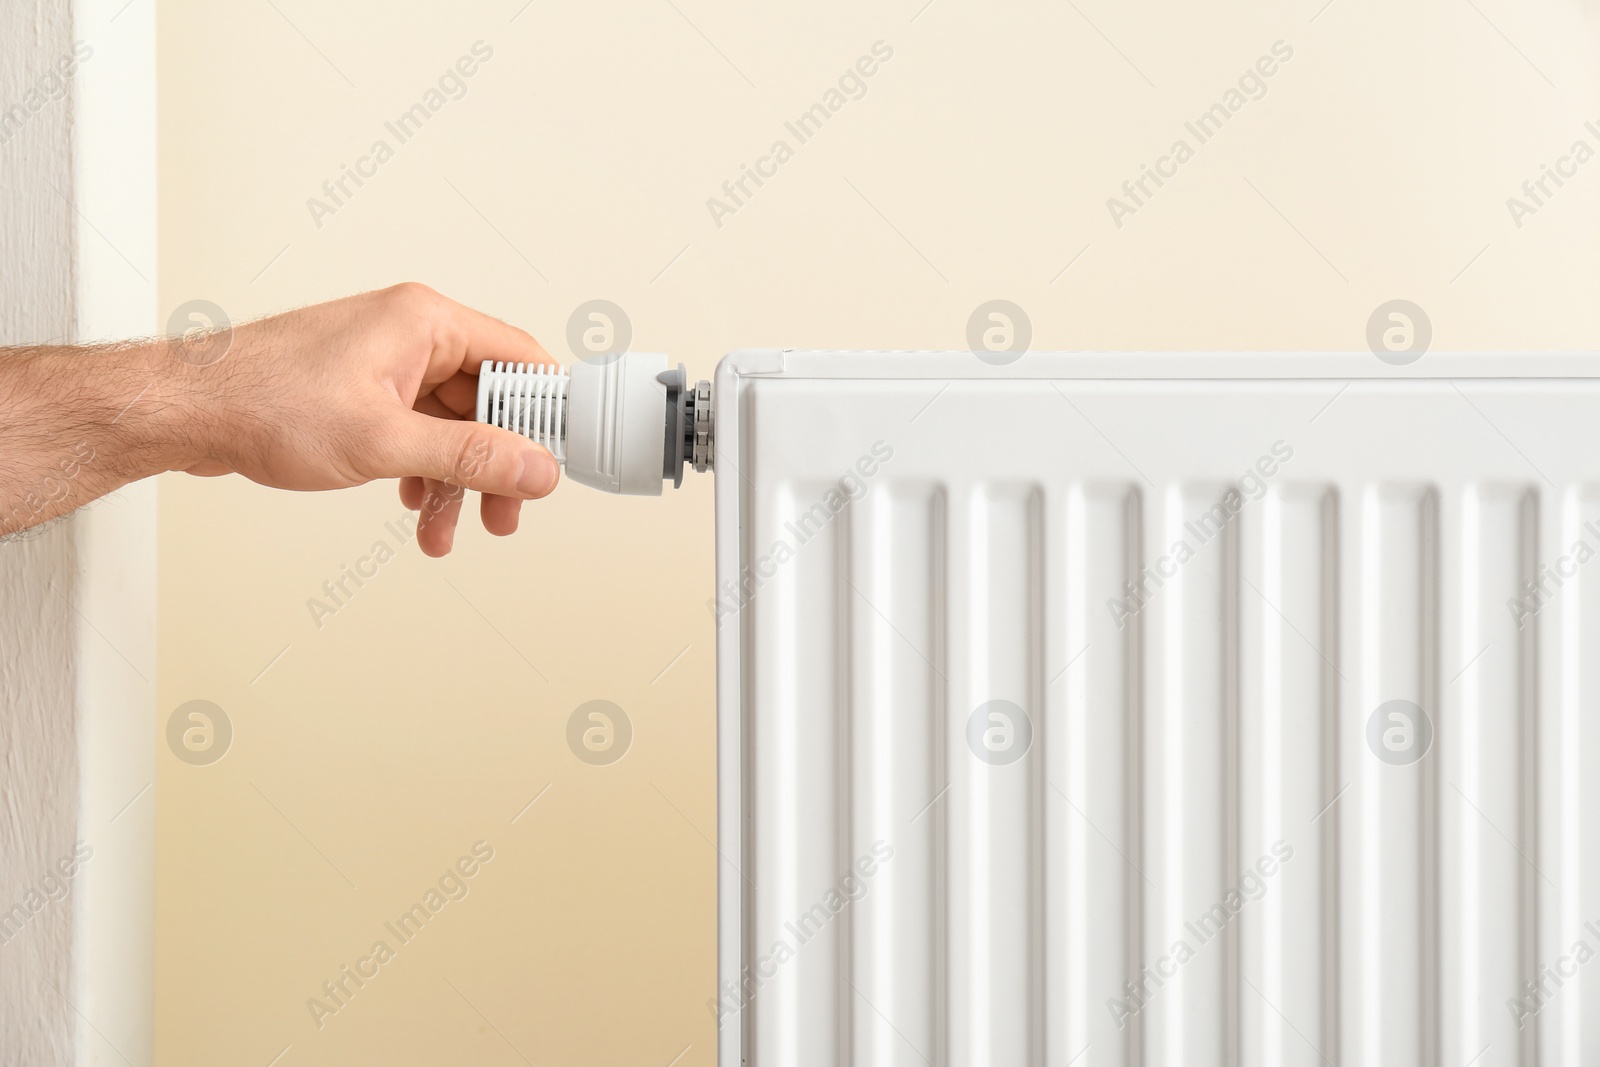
0,341,197,537
0,285,560,553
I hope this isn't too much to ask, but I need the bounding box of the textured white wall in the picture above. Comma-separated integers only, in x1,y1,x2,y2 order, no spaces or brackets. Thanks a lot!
0,1,87,1062
0,0,156,1064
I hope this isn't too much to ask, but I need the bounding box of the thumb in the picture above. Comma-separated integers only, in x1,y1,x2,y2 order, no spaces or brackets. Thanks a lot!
376,412,560,498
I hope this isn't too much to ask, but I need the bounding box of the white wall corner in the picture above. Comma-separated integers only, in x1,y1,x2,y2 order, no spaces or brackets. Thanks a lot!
70,0,158,1063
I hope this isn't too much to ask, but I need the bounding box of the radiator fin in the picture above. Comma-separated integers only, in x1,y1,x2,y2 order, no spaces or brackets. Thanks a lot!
1239,487,1338,1067
847,484,945,1066
1440,487,1536,1066
1051,485,1141,1066
947,484,1045,1065
1554,488,1600,1064
749,480,848,1066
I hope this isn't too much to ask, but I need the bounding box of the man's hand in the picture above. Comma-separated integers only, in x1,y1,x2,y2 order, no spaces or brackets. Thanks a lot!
0,284,561,554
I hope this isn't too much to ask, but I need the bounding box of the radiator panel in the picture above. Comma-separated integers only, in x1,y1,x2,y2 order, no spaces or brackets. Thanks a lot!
715,355,1600,1066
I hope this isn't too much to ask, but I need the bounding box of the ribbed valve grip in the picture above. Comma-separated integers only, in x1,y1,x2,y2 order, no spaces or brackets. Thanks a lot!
476,362,570,463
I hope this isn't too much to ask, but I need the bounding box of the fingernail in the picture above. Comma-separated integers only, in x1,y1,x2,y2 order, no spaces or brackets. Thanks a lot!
517,451,559,497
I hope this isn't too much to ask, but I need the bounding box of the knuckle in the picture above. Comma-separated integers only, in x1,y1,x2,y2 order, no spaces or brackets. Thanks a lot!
382,281,440,320
385,282,469,351
436,316,470,357
388,280,437,304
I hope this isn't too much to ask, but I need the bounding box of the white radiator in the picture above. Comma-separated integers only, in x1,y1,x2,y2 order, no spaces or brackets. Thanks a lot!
711,351,1600,1067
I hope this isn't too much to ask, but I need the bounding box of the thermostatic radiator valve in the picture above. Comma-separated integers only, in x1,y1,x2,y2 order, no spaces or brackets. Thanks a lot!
475,351,712,495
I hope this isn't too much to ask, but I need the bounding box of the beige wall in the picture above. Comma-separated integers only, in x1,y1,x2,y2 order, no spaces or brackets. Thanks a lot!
156,0,1600,1063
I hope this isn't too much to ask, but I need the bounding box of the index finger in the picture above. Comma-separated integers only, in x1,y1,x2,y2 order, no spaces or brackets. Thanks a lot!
414,288,557,387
